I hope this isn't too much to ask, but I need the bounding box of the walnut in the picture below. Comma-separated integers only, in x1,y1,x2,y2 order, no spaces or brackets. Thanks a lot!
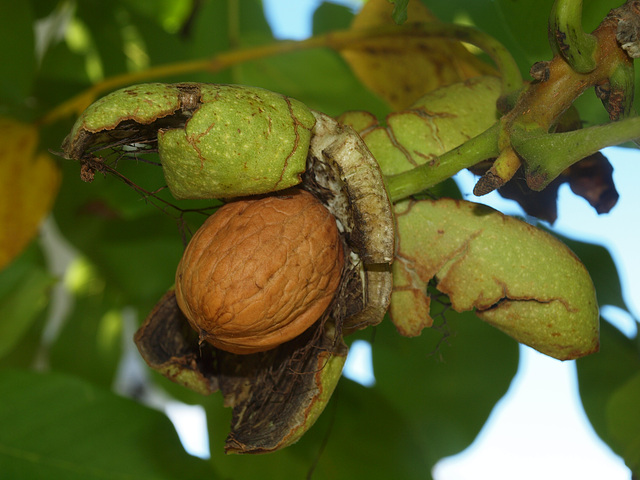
63,83,395,453
174,189,344,354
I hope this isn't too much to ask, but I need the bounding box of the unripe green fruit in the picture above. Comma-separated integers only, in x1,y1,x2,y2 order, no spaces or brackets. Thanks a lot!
158,84,316,199
63,83,316,199
391,198,599,360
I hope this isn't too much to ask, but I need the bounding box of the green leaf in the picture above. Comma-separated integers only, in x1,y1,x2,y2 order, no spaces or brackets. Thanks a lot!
0,3,35,107
577,320,640,469
77,216,183,308
52,160,189,309
312,2,354,36
0,243,51,371
238,0,273,43
49,285,123,389
0,368,217,479
0,246,54,360
117,0,193,33
310,380,432,479
0,311,47,370
122,10,190,68
238,48,390,119
185,1,229,58
372,313,518,468
389,0,409,24
35,41,93,111
76,2,127,78
606,372,640,475
203,377,432,479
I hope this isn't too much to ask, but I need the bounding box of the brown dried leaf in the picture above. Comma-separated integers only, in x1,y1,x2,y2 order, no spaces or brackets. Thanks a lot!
566,151,619,214
470,151,619,224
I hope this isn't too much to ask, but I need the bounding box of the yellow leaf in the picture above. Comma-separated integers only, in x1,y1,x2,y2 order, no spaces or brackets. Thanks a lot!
0,118,61,270
340,0,495,110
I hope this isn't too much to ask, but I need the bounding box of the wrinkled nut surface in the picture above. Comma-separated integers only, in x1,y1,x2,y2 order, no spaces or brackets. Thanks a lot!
175,189,344,354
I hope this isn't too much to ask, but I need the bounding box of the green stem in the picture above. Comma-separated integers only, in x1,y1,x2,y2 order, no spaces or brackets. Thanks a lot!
39,22,522,126
387,123,500,202
549,0,597,73
513,116,640,190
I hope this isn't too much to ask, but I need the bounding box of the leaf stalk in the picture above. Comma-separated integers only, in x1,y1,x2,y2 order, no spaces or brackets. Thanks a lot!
386,124,500,202
548,0,598,73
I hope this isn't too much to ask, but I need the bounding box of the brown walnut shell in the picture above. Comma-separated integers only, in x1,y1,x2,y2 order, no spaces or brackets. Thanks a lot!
175,188,344,354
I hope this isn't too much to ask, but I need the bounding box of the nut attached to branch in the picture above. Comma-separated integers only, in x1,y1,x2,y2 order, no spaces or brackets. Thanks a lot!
62,82,396,453
148,109,394,453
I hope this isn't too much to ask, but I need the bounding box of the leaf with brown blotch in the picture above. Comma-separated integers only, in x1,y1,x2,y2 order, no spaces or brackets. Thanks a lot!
390,198,599,361
340,0,496,110
339,76,502,177
0,118,61,270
